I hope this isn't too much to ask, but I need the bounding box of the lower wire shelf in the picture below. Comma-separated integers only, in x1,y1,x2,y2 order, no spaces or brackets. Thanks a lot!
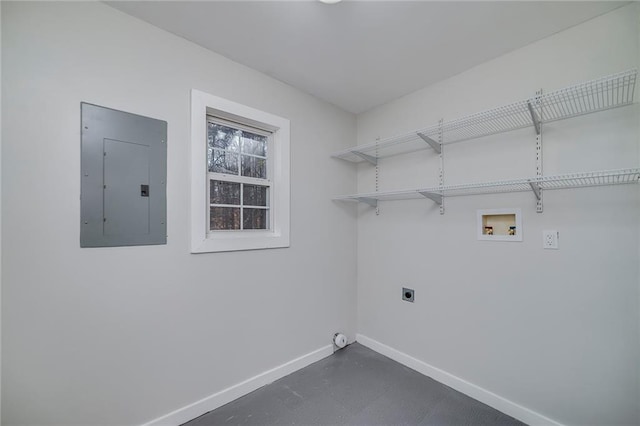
335,168,640,208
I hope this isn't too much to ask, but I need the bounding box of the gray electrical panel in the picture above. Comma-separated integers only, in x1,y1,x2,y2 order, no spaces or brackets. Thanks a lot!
81,103,167,247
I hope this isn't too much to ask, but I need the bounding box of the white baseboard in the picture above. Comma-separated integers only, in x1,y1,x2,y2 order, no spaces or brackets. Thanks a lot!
141,344,333,426
356,334,563,426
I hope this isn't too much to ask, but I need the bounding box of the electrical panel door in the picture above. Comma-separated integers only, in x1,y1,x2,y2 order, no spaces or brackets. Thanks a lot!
81,103,167,247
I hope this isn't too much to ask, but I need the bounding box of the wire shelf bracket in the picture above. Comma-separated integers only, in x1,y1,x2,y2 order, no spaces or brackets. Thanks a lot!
437,119,445,214
527,100,541,136
352,151,377,166
417,133,441,154
528,181,541,201
534,89,544,213
419,191,442,205
356,197,378,208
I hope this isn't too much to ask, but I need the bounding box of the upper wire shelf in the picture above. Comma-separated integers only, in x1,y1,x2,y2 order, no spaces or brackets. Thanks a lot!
335,168,640,207
332,69,637,163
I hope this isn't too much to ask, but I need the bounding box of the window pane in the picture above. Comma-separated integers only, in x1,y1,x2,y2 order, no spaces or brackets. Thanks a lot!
208,122,240,152
241,131,267,157
210,149,239,174
210,180,240,205
241,155,266,178
243,184,268,207
210,207,240,230
243,208,268,230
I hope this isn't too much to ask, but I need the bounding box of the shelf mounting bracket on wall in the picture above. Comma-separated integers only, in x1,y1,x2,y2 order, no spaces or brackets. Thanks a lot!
526,100,541,136
528,181,541,201
417,133,442,154
374,139,380,215
437,119,445,214
419,191,442,205
356,197,378,208
533,89,543,212
352,151,378,166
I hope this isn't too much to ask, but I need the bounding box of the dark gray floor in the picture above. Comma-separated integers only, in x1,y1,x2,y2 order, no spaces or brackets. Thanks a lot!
184,343,526,426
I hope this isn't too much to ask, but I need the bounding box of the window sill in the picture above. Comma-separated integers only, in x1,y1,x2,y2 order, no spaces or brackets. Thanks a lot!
192,231,289,253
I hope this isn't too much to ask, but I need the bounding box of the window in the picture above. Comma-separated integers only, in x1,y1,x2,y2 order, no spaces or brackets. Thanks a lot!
207,118,271,231
191,90,290,253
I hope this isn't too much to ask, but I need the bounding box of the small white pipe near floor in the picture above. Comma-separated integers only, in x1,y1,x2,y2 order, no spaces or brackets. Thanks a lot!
333,333,348,349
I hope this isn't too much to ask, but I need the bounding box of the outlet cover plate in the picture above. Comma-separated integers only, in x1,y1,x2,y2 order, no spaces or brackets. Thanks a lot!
543,230,559,249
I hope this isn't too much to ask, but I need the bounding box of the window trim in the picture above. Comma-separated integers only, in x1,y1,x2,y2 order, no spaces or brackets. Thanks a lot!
191,90,290,253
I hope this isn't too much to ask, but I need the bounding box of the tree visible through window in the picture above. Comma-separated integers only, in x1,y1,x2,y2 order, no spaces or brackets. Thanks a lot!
207,118,271,231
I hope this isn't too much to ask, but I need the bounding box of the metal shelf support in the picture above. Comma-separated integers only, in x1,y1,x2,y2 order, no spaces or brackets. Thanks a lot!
419,191,442,205
352,151,377,166
527,100,541,135
375,141,380,215
417,133,441,154
357,197,378,208
437,119,445,214
528,181,541,201
534,89,543,213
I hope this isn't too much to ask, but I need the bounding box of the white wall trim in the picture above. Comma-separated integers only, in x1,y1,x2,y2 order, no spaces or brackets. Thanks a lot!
190,89,290,253
356,334,564,426
140,345,333,426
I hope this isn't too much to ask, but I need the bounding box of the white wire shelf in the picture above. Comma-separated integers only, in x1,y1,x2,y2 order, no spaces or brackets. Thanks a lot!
332,69,637,163
335,168,640,207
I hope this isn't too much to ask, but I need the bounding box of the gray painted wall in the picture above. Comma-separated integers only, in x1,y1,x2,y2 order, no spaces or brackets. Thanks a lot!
1,2,357,425
356,5,639,425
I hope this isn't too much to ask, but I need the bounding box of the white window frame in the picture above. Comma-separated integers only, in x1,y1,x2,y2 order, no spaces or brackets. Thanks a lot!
191,89,290,253
207,116,272,232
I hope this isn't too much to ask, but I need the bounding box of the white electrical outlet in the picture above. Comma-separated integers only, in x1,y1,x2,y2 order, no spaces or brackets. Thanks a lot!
543,230,559,249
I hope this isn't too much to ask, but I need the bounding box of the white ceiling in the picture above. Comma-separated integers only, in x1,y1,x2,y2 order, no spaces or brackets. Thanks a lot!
107,1,626,114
